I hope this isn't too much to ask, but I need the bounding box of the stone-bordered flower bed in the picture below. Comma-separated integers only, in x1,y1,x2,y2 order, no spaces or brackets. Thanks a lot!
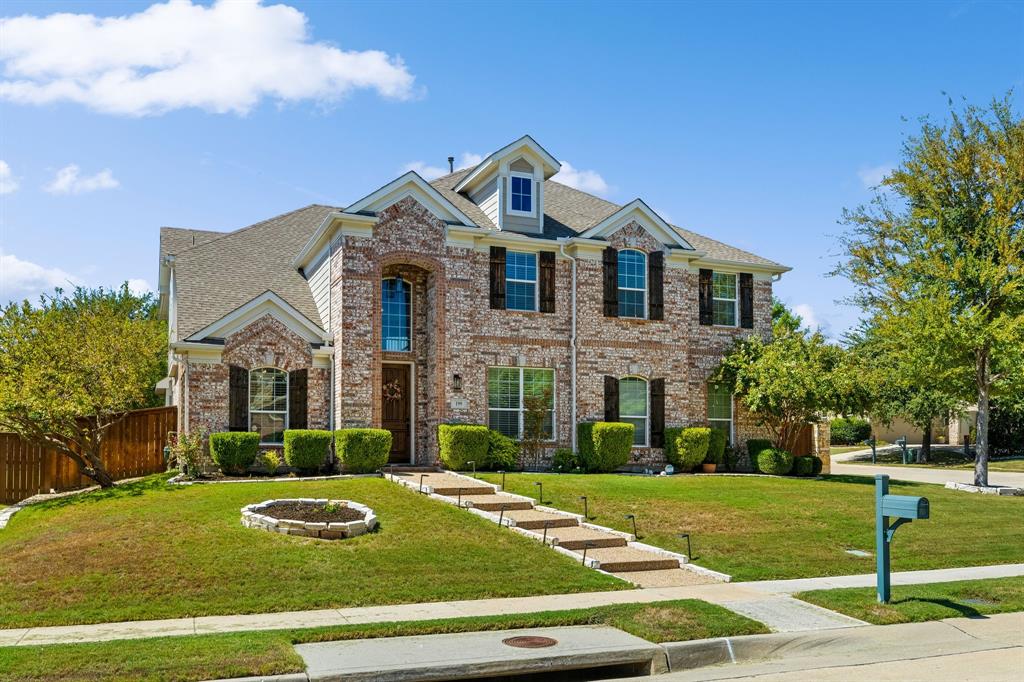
241,498,378,539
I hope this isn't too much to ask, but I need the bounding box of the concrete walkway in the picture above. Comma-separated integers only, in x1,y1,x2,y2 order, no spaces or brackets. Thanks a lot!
4,563,1022,648
830,448,1024,487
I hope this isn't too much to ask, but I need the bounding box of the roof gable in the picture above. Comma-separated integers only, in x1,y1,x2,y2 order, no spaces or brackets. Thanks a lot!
186,291,325,343
578,199,695,250
453,135,561,194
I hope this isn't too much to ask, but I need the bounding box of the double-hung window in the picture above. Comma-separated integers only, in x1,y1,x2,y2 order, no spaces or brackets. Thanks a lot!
487,367,555,440
506,251,538,311
249,368,288,444
619,377,649,447
509,173,533,215
382,277,411,351
707,383,734,444
617,249,647,319
712,272,737,326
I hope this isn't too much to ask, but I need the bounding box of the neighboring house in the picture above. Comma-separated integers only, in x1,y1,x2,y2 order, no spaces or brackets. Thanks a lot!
158,135,794,468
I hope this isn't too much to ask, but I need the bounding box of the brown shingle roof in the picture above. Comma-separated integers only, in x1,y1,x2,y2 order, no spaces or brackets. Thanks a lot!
172,204,335,339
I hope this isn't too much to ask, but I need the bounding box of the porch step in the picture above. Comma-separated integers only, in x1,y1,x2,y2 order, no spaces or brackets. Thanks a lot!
534,525,628,550
580,546,680,573
461,494,534,511
503,509,580,530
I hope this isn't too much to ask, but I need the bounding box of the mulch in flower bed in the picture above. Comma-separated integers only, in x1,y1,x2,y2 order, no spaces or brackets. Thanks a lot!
263,502,366,524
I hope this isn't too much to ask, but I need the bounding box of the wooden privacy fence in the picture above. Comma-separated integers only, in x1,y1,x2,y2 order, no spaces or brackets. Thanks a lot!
0,406,177,504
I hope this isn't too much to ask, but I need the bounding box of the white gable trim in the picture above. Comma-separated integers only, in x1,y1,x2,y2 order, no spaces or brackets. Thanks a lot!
346,171,476,226
186,291,326,343
577,199,695,250
454,135,561,193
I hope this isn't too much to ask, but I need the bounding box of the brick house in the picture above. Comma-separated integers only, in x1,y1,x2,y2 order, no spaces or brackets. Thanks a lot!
159,135,810,469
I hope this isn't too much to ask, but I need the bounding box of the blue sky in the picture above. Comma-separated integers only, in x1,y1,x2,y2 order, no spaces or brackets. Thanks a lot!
1,0,1021,337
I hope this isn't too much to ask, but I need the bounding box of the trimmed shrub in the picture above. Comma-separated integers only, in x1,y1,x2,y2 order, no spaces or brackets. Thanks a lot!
209,432,259,474
746,439,773,460
486,430,519,470
830,417,872,445
668,427,710,471
284,429,332,472
577,422,596,471
723,446,739,472
551,447,579,472
438,424,489,471
592,422,633,472
792,456,816,476
257,450,281,474
706,429,727,467
335,428,391,473
662,427,684,468
757,448,794,475
811,456,824,475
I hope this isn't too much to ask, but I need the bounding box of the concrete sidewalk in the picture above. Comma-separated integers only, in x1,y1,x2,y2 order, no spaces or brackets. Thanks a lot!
4,563,1022,648
830,449,1024,488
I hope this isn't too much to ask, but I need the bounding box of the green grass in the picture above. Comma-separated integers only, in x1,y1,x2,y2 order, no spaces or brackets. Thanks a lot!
842,449,1024,472
797,577,1024,625
480,473,1024,581
0,600,767,682
830,445,872,455
0,474,625,629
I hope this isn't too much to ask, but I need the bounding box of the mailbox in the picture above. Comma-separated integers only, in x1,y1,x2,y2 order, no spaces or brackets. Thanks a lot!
881,494,929,520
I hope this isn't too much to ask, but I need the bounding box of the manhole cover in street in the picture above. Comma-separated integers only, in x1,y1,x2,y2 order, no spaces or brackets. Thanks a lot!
502,636,558,648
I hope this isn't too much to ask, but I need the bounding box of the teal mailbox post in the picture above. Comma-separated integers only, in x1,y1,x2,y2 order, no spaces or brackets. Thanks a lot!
875,474,929,603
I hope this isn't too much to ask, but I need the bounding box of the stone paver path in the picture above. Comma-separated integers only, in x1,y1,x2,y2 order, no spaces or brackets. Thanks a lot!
5,564,1022,647
388,470,721,584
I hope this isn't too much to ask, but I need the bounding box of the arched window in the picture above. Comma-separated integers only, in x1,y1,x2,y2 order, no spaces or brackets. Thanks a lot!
249,367,288,444
619,377,649,447
382,277,411,352
617,249,646,319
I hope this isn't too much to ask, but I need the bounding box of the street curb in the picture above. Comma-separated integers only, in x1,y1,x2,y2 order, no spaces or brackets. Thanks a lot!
661,630,843,671
203,674,308,682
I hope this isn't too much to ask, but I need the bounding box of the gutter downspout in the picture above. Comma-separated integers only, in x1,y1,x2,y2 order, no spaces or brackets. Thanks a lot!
559,240,578,453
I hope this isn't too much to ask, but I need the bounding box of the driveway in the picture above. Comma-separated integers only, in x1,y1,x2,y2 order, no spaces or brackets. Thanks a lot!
830,448,1024,488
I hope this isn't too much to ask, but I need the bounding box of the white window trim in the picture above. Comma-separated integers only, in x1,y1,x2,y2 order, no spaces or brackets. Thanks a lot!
712,271,738,328
507,171,536,217
707,384,734,445
488,366,557,442
248,367,289,446
617,249,648,320
619,376,650,448
382,276,413,352
505,251,539,312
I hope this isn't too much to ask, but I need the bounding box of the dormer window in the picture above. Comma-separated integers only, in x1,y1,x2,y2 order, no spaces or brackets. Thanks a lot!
509,172,534,216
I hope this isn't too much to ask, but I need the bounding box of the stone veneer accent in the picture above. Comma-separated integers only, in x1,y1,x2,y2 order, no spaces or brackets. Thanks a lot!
241,499,378,539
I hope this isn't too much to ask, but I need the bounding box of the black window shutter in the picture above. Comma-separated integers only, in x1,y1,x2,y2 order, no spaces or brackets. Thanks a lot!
539,251,556,313
698,268,713,326
489,246,506,310
228,365,248,432
603,376,620,422
602,247,618,317
288,369,308,430
648,251,664,320
650,378,665,448
739,273,754,329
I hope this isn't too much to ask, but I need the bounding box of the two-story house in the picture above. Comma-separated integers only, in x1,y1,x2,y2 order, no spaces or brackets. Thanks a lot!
158,135,797,468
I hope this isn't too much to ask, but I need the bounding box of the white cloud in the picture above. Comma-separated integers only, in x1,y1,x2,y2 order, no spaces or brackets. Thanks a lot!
793,303,823,332
858,163,894,189
126,278,153,296
0,250,81,304
0,0,418,116
401,152,482,180
0,160,19,194
552,161,610,196
43,165,120,195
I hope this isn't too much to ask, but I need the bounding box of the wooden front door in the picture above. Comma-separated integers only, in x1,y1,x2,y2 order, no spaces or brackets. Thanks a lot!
381,364,411,463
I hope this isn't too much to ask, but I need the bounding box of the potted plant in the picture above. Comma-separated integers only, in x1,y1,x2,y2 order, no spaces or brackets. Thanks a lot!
703,429,727,473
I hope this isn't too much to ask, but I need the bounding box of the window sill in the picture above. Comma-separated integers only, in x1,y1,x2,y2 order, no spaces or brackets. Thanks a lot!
508,210,536,219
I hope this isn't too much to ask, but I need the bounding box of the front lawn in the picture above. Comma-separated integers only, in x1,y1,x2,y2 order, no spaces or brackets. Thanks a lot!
480,473,1024,581
0,600,767,682
0,475,625,629
797,576,1024,624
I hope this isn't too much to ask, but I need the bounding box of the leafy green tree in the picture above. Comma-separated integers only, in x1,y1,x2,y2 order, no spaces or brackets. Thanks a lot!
771,297,805,335
834,94,1023,485
714,323,869,453
0,286,166,487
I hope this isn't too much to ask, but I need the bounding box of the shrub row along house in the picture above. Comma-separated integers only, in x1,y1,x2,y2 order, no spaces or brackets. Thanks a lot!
158,136,804,469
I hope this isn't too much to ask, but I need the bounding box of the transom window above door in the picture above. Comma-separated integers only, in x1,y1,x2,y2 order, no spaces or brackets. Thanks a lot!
505,251,538,311
509,173,533,214
382,277,411,352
